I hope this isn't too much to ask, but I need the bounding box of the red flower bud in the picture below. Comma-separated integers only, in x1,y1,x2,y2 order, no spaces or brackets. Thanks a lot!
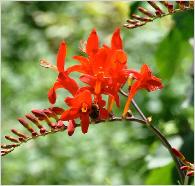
5,135,19,143
18,118,37,134
180,166,190,171
25,114,39,124
18,137,26,142
172,148,185,161
11,129,27,139
40,127,46,134
1,144,19,148
49,107,65,115
31,110,47,120
187,171,194,177
56,120,66,129
67,120,76,136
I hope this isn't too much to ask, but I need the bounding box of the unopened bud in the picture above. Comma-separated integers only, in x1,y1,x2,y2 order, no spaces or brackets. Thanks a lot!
1,144,19,148
180,166,191,171
43,109,58,121
5,135,19,143
18,137,26,142
131,14,152,22
31,110,47,120
187,171,194,177
127,19,139,24
1,148,14,155
177,1,185,10
49,107,65,115
138,7,155,18
25,114,42,129
40,127,47,134
11,129,27,139
124,24,136,29
56,120,66,129
148,1,164,15
18,118,37,134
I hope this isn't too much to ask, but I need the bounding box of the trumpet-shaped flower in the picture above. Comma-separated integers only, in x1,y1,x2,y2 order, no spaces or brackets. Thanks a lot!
67,28,130,107
60,90,92,134
48,41,79,104
123,64,163,117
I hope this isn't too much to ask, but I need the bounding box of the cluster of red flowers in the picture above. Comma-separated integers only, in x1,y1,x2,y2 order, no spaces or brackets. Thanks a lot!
47,28,163,135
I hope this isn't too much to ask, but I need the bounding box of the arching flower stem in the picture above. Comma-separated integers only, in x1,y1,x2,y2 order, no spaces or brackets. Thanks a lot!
119,88,185,184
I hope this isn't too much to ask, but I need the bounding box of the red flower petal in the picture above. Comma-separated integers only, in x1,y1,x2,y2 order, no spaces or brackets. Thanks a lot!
57,41,66,72
145,79,163,91
67,120,76,136
122,81,141,117
60,108,79,121
76,90,92,106
99,108,109,120
80,113,90,134
111,28,123,50
73,56,89,66
48,81,63,104
93,48,109,69
140,64,151,75
58,72,79,96
80,74,95,86
86,29,99,57
64,89,92,108
112,50,127,65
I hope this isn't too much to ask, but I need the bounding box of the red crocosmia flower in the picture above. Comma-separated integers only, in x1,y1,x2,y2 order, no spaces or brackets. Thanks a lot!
67,28,129,107
48,41,79,104
60,90,92,134
123,64,163,117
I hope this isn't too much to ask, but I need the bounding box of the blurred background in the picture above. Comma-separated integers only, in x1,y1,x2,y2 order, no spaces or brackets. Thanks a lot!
1,1,194,185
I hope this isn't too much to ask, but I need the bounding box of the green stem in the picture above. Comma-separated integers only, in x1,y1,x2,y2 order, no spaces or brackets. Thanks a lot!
131,98,185,184
119,90,185,184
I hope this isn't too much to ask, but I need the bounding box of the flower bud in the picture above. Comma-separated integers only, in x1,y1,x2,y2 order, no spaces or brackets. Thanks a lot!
5,135,19,143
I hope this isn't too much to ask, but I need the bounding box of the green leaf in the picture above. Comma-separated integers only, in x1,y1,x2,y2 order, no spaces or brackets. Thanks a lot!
173,10,194,40
155,28,183,80
145,163,174,184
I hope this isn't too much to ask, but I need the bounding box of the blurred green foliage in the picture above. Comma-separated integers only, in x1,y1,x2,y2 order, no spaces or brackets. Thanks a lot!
1,1,194,185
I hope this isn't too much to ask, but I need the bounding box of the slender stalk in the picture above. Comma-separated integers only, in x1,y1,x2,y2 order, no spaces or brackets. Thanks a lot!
124,6,193,30
132,99,185,184
1,116,146,156
119,89,185,184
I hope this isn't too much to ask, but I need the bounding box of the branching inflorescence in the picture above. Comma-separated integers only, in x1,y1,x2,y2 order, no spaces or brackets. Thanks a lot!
124,1,194,30
1,1,194,185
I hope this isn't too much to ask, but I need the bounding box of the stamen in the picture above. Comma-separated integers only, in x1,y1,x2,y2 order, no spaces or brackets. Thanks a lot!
94,80,102,95
107,96,114,112
128,73,134,86
81,103,88,113
40,59,58,72
122,96,132,118
79,40,87,53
